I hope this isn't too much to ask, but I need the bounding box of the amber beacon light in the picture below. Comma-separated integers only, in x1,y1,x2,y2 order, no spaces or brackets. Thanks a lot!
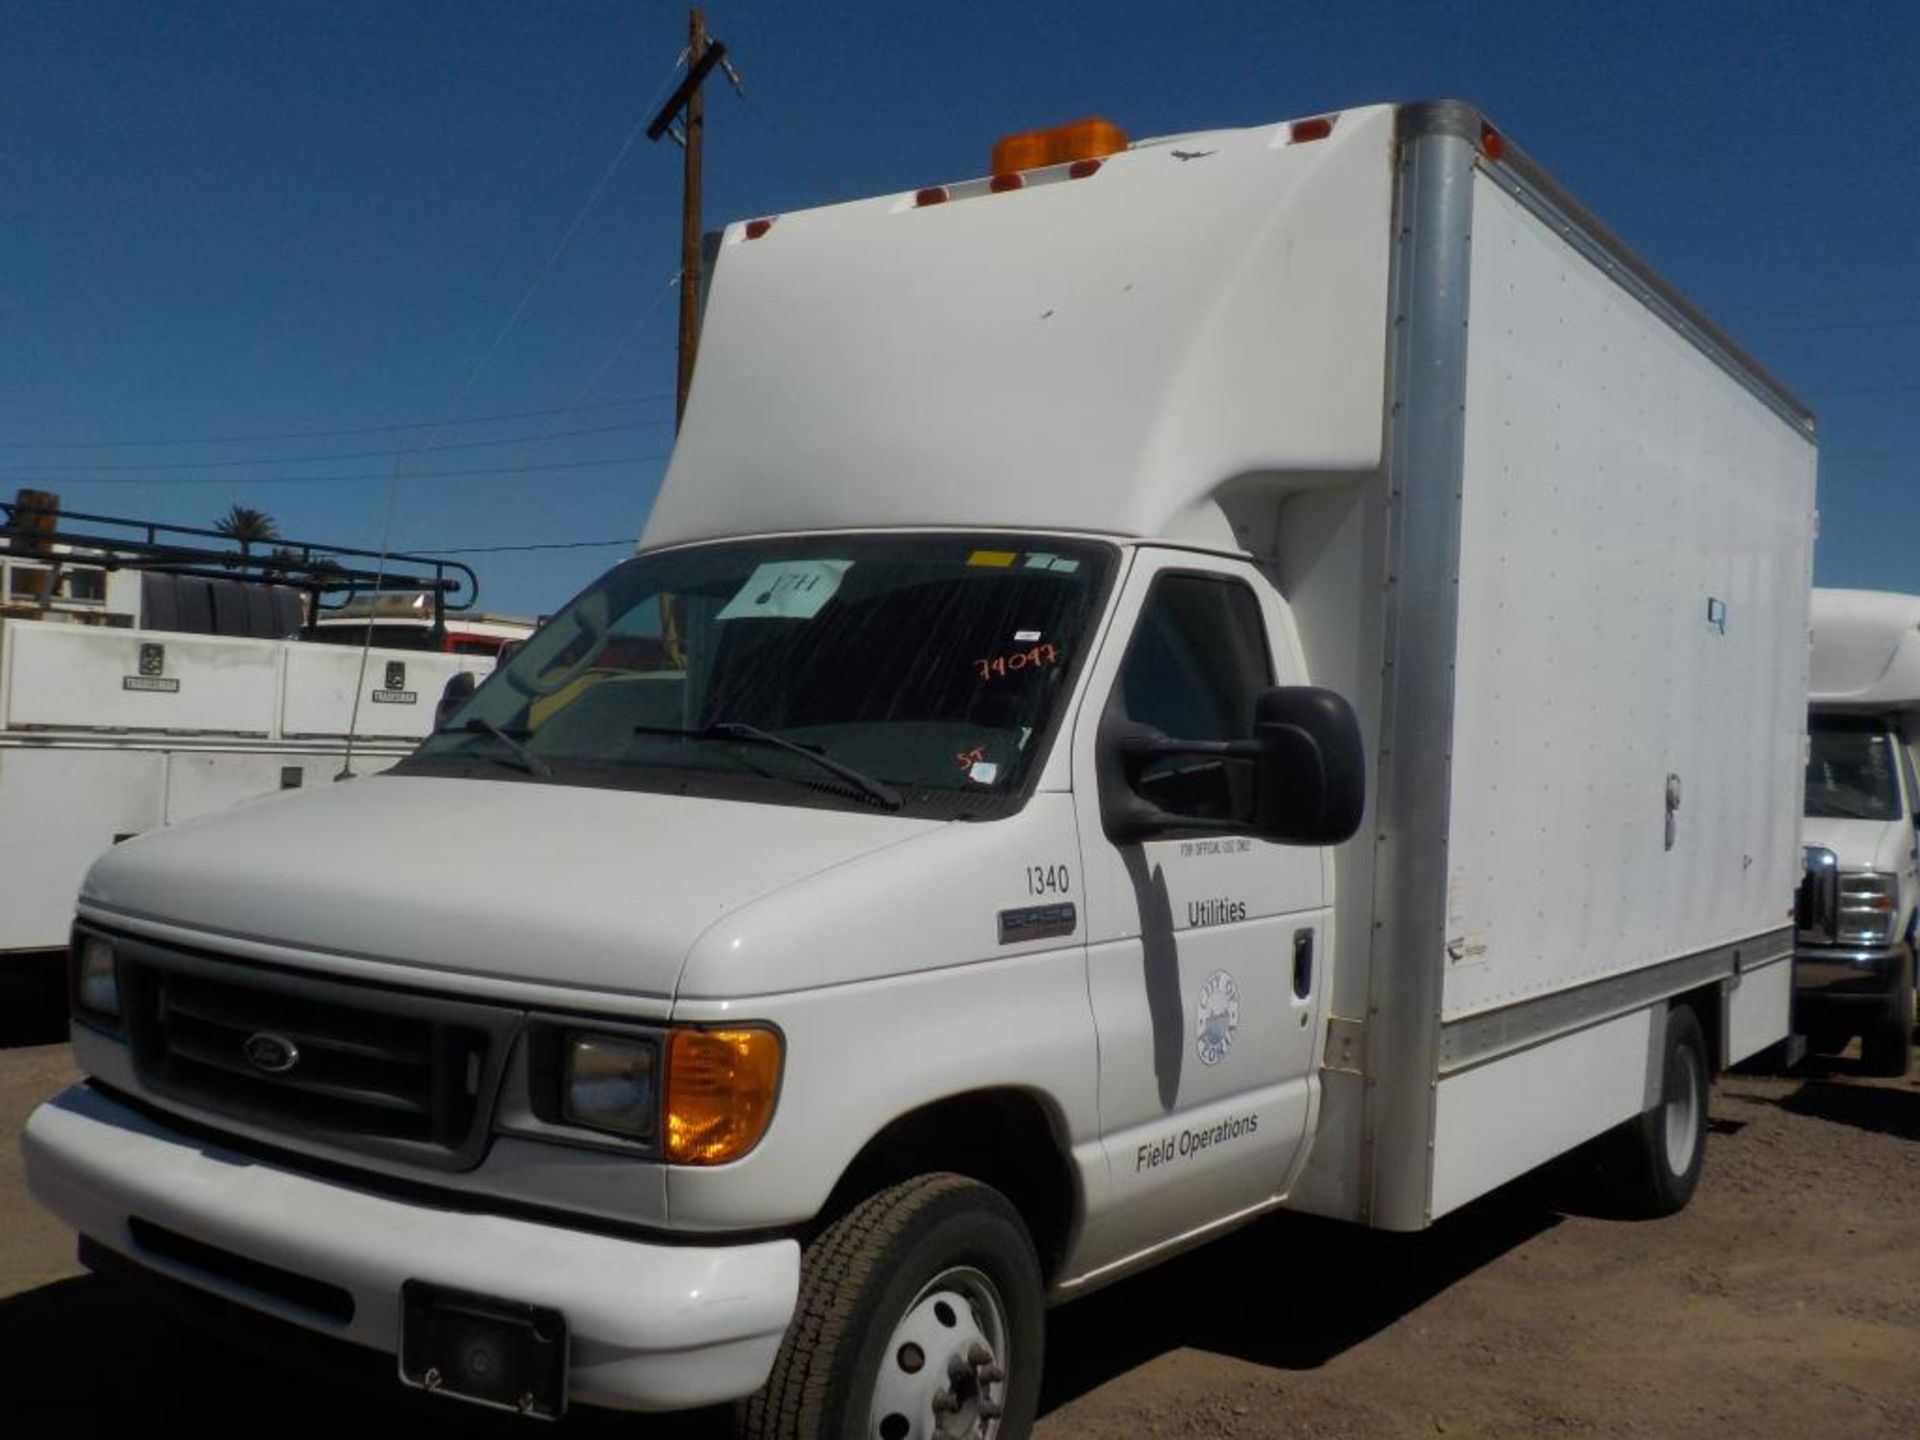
990,117,1130,176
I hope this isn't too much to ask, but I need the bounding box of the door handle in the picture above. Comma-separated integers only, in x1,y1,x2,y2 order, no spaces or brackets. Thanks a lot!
1292,928,1314,999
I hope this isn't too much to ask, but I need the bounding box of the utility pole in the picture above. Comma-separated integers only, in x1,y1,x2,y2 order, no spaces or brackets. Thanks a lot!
648,8,734,430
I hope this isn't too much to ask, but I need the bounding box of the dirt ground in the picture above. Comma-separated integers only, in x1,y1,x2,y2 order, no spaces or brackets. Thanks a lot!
2,953,1916,1437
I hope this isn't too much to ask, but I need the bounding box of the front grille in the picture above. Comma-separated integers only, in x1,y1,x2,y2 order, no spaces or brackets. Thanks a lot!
1797,847,1841,945
114,934,520,1172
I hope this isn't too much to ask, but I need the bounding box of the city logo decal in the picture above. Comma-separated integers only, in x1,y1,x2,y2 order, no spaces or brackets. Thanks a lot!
1195,969,1241,1066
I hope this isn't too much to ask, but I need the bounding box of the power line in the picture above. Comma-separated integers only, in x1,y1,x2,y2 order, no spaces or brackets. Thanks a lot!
1,418,673,476
0,391,673,451
53,452,670,488
1746,318,1920,335
414,538,635,555
1803,383,1920,398
417,49,690,450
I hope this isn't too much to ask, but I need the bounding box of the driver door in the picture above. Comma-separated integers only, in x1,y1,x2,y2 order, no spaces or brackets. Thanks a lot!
1070,550,1328,1269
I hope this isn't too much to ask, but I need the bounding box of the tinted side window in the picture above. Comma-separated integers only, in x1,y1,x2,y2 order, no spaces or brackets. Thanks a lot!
1118,574,1272,739
1115,575,1272,820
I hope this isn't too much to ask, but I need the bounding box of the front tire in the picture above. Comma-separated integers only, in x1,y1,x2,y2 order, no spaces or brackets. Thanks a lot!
1603,1003,1709,1218
1862,976,1915,1076
740,1174,1045,1440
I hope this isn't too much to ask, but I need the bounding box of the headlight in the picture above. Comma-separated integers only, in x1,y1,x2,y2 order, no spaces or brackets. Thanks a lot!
75,935,121,1020
562,1033,659,1140
550,1024,783,1164
665,1027,783,1166
1838,872,1899,945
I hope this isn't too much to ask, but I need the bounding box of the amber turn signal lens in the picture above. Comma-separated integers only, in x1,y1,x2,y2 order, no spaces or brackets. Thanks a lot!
665,1028,783,1165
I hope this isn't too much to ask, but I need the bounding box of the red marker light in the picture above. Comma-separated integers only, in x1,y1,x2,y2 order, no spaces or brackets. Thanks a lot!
1480,124,1505,161
1290,116,1335,144
1068,158,1102,179
989,172,1025,193
915,186,950,207
744,218,774,240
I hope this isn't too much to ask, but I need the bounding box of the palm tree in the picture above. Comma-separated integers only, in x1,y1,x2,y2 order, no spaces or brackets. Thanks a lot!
213,505,280,556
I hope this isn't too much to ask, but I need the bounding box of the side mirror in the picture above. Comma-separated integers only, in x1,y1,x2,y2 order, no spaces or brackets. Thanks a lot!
1247,686,1365,846
1099,685,1365,846
435,670,478,730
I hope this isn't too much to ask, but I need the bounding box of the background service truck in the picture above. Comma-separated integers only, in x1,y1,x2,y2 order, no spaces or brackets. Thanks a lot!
25,100,1814,1436
0,499,519,961
1798,587,1920,1074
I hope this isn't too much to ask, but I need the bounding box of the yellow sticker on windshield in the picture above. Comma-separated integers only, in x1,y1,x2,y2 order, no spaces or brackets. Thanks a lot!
966,550,1017,568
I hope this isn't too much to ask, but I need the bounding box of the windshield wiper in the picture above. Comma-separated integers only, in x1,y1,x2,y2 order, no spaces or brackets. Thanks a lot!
632,721,901,810
455,718,551,778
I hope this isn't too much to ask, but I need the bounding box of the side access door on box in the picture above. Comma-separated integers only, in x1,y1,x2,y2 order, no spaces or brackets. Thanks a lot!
1070,550,1329,1272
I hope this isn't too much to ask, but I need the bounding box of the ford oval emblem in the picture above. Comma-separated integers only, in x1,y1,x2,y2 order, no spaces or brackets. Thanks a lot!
243,1032,301,1075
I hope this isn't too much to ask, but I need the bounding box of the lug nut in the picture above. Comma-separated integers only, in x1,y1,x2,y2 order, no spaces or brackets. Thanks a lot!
981,1363,1007,1384
931,1389,959,1414
967,1341,993,1367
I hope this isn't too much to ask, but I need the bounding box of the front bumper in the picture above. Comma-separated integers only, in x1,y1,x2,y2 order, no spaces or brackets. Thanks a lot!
23,1084,800,1413
1794,941,1908,1003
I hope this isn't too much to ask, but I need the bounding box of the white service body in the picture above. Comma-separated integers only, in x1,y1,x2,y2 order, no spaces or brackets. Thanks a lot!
25,101,1815,1415
0,619,491,955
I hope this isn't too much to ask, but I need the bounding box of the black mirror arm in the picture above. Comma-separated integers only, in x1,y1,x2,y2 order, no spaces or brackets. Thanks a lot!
1115,733,1256,775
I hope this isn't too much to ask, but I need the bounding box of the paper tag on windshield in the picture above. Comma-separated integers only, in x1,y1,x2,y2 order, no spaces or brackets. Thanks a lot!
717,560,852,621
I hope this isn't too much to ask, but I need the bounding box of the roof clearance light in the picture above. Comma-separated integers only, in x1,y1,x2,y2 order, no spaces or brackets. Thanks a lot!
990,116,1129,176
744,218,774,240
989,172,1025,193
1289,116,1335,144
1480,123,1505,161
915,186,950,207
1068,158,1103,180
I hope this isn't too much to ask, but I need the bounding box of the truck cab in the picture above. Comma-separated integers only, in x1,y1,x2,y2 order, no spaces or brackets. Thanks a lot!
1797,589,1920,1073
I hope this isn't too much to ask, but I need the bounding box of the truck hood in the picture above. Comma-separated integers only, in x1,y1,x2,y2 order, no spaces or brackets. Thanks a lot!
80,775,938,1000
1801,815,1916,876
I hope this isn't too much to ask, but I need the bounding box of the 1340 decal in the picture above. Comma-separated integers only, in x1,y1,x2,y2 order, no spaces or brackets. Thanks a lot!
1025,863,1070,897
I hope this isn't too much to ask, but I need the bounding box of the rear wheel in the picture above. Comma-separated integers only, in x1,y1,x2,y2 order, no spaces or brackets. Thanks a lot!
740,1174,1044,1440
1603,1004,1709,1218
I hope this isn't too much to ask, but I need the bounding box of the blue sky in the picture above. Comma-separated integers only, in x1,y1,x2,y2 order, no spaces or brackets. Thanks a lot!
2,1,1914,618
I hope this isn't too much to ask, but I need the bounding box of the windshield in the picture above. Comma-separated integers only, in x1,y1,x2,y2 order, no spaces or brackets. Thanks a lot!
1804,715,1905,822
405,535,1115,818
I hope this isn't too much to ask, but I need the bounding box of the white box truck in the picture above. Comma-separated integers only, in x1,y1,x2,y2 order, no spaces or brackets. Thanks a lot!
1797,587,1920,1073
24,101,1815,1433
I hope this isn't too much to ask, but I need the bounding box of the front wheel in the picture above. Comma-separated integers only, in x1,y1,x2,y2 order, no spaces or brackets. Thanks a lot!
740,1174,1045,1440
1862,975,1916,1077
1601,1003,1710,1218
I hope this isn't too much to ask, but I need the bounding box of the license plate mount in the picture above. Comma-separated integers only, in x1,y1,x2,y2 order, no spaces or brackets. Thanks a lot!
399,1280,568,1420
